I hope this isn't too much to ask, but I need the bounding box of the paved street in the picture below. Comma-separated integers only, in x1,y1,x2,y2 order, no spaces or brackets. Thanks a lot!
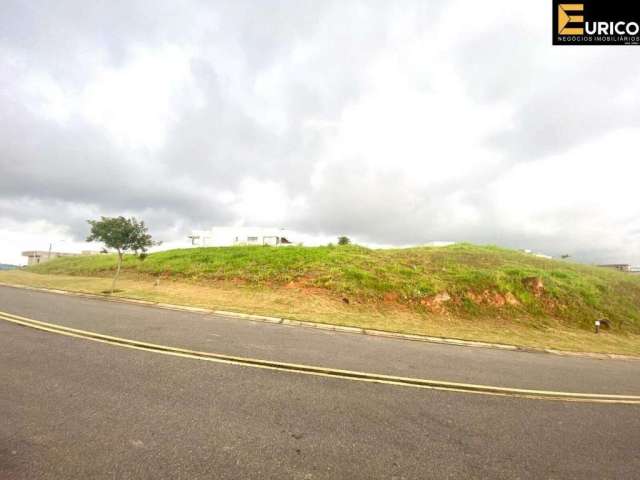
1,285,639,479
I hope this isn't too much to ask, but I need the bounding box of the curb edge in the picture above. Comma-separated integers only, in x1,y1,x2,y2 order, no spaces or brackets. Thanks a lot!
0,281,637,361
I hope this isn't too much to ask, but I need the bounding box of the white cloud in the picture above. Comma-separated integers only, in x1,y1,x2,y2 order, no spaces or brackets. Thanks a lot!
230,178,307,226
80,46,196,149
0,220,95,265
486,128,640,259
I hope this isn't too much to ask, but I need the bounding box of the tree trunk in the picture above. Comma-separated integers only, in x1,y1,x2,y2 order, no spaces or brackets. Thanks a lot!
111,250,123,294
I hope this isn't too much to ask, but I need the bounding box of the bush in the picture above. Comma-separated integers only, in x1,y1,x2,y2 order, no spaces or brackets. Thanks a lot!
337,236,351,246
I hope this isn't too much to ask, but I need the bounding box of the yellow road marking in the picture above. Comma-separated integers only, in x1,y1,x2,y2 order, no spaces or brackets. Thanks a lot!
1,310,639,404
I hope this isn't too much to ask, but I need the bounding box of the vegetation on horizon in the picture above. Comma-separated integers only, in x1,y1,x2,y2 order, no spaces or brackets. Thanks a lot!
337,236,351,246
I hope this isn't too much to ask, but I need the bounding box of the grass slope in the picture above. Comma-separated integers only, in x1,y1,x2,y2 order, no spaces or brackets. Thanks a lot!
26,243,640,335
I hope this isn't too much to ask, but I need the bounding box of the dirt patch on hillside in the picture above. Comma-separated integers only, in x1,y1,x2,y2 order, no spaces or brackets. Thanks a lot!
419,291,452,312
522,276,544,297
465,290,521,307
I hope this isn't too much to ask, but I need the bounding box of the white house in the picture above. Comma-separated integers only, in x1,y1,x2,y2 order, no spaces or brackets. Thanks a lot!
187,227,294,247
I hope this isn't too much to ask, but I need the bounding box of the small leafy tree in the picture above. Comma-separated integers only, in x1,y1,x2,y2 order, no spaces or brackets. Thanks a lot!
87,216,154,293
337,236,351,246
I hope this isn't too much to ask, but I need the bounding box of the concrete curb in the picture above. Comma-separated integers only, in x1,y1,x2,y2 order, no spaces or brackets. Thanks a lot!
0,281,638,361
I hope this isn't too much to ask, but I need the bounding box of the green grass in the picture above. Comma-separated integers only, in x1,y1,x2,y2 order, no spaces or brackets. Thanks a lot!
26,243,640,335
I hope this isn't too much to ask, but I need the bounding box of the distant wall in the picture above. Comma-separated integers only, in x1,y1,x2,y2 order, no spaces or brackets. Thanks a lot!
21,251,80,266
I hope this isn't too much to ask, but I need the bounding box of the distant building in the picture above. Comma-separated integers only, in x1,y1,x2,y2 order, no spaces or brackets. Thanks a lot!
22,250,78,265
598,264,632,272
423,241,456,247
21,250,99,266
521,249,552,260
188,227,294,247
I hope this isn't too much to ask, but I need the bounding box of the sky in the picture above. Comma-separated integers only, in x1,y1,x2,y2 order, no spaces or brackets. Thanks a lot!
1,1,639,266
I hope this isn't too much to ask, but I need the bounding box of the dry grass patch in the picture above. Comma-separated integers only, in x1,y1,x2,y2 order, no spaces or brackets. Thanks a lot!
1,270,639,356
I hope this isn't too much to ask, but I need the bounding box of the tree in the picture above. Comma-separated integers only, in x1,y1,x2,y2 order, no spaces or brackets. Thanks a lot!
87,216,154,293
337,236,351,246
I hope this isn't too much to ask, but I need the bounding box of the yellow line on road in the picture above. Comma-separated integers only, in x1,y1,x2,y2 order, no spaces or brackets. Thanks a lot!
1,310,639,404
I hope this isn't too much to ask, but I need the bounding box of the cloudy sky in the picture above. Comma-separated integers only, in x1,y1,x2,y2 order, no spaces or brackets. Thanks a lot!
1,1,639,265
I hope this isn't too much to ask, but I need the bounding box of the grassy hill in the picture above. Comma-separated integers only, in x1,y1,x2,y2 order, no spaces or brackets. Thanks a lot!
25,243,640,336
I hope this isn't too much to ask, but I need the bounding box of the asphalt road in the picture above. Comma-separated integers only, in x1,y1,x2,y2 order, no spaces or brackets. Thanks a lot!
1,285,639,479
